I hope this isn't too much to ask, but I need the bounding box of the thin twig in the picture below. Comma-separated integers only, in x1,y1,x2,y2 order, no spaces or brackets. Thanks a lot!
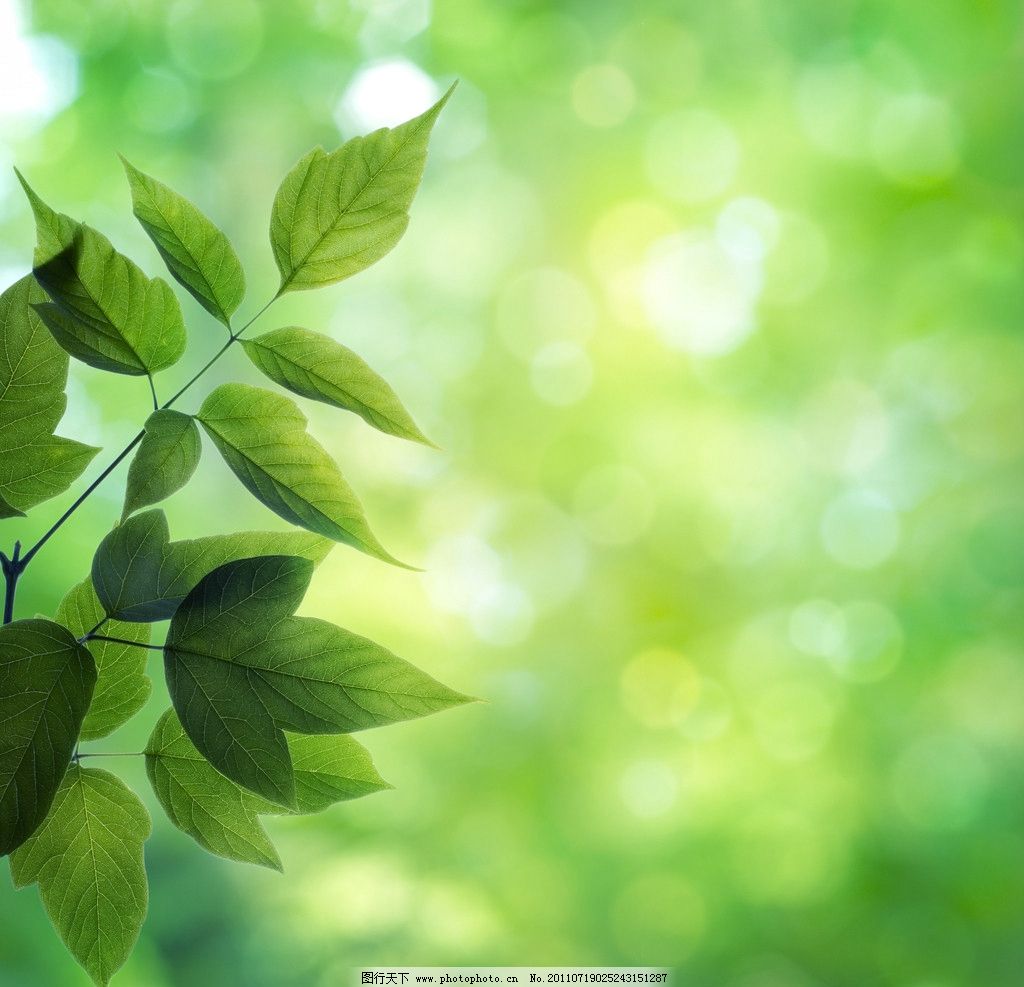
19,433,145,569
160,296,274,409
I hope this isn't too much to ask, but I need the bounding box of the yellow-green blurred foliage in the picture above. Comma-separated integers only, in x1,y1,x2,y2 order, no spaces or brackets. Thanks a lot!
2,1,1023,985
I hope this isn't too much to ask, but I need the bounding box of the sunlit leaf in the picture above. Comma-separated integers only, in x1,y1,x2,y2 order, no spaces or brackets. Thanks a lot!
122,158,245,327
32,228,186,376
270,84,453,293
15,168,80,266
252,613,472,735
10,765,150,987
197,382,405,565
55,578,151,741
122,409,201,518
0,276,99,517
145,708,281,871
242,326,434,445
19,173,186,376
145,709,390,870
160,528,333,599
0,619,96,856
265,733,391,816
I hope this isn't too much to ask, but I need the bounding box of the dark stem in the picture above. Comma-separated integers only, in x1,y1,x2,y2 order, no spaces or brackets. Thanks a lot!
19,431,145,569
75,751,143,759
147,373,159,411
159,335,235,409
3,295,279,624
86,634,163,651
78,616,108,643
160,296,274,409
2,540,22,624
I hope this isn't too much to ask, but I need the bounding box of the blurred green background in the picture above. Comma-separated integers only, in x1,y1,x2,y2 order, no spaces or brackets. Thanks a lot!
2,0,1024,984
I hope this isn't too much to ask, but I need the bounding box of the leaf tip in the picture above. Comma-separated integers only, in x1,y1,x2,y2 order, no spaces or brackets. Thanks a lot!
363,538,422,572
438,688,483,710
421,80,457,125
13,165,31,195
404,420,441,451
89,960,119,987
118,154,143,184
13,167,44,214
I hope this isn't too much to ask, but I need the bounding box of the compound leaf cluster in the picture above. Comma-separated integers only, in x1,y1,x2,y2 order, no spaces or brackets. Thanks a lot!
163,554,467,805
0,85,465,985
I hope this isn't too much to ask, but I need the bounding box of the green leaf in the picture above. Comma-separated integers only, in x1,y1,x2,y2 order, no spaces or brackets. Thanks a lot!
145,708,281,871
122,409,201,518
161,528,333,599
0,492,24,519
270,84,453,294
164,555,468,805
92,510,175,622
197,382,405,565
18,174,186,376
0,275,99,517
0,619,96,856
91,509,333,622
15,168,80,266
32,224,186,376
54,579,151,741
267,733,391,816
121,158,245,327
253,616,472,734
242,326,434,446
9,765,150,987
145,710,389,869
165,556,308,807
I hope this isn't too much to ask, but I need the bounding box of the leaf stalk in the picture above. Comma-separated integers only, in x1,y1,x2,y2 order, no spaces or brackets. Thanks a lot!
86,634,163,651
2,540,22,624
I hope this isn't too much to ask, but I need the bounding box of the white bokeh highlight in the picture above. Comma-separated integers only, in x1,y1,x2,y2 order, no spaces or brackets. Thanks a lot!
337,58,439,132
0,0,78,123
